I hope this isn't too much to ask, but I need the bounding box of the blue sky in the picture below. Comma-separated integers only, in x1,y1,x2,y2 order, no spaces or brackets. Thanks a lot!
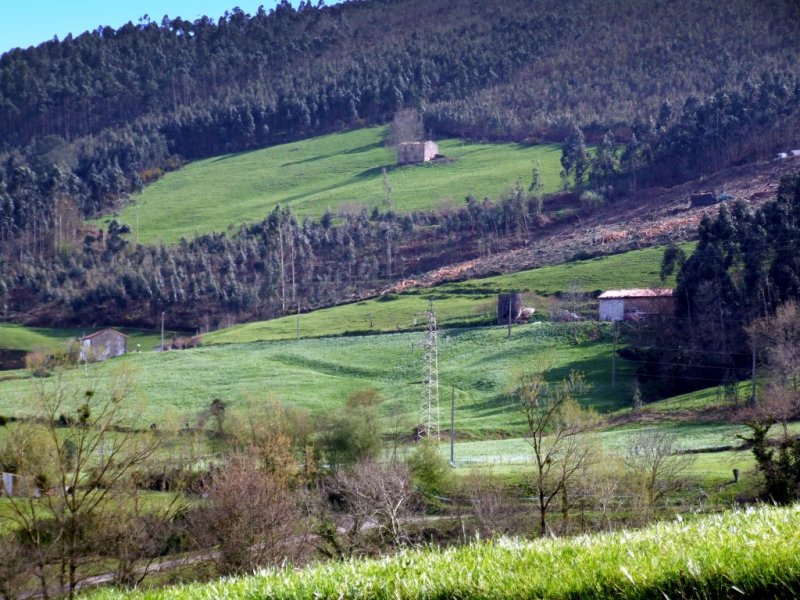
1,1,329,54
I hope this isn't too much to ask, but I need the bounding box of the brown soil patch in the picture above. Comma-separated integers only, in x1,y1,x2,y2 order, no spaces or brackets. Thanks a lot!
385,159,799,291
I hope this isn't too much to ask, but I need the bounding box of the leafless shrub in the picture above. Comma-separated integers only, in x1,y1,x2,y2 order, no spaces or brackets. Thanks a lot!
94,486,186,588
0,534,32,600
326,460,417,554
623,430,693,516
189,455,306,576
25,349,51,377
460,469,526,537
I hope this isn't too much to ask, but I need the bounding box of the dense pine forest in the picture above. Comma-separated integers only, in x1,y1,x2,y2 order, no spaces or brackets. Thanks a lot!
1,0,800,330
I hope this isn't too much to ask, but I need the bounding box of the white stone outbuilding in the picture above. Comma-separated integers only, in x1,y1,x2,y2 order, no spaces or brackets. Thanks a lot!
598,289,675,322
79,328,128,362
397,140,438,164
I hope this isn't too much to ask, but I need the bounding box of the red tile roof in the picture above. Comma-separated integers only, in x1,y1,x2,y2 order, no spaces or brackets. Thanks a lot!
598,288,674,299
79,328,129,341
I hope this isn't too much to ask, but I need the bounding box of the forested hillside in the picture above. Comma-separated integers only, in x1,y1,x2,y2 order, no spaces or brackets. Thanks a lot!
2,0,799,223
1,0,799,330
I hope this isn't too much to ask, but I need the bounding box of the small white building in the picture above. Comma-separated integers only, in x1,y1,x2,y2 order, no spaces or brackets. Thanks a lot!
598,289,675,322
79,328,128,362
397,140,438,164
1,472,39,497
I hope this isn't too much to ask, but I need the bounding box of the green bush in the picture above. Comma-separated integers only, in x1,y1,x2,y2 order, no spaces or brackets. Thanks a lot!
579,189,605,211
321,389,383,468
406,438,450,497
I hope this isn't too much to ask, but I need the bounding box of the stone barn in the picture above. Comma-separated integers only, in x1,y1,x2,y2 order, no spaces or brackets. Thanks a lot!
397,140,438,165
79,328,128,362
497,293,523,325
598,289,675,322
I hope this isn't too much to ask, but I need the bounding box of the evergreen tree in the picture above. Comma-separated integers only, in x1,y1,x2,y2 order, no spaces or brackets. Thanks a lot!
560,123,590,187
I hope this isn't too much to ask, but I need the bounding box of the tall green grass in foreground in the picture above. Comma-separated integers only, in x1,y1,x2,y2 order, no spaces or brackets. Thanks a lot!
91,504,800,600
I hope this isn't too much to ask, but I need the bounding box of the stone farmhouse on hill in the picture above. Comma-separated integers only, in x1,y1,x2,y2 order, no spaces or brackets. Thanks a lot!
397,140,438,164
598,288,675,322
79,328,128,362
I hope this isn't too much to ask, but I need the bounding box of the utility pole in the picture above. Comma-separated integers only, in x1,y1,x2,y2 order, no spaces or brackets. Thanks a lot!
611,322,619,389
296,302,301,340
420,297,440,440
160,311,165,352
450,385,456,467
750,342,757,406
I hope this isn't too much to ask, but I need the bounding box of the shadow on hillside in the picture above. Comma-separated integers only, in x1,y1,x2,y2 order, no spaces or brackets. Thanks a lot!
282,152,338,167
457,392,520,421
356,164,399,179
282,142,384,167
452,350,627,417
340,141,383,155
207,148,263,163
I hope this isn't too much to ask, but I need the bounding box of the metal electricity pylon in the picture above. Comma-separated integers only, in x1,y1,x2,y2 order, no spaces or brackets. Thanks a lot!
420,297,440,440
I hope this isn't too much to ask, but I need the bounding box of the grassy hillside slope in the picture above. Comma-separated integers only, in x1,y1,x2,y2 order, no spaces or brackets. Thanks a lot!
0,323,632,434
206,243,685,344
0,324,183,353
109,127,564,244
90,504,800,600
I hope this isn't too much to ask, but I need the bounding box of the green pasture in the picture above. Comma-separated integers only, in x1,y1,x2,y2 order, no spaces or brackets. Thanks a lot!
637,379,755,413
107,126,566,244
447,423,754,463
0,323,184,353
0,322,633,435
206,243,688,345
89,504,800,600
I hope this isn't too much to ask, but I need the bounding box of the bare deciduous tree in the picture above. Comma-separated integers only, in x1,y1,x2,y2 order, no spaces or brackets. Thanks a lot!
743,383,800,438
583,459,624,532
387,108,424,146
748,300,800,392
1,367,159,599
737,305,800,502
95,485,186,588
518,369,600,536
623,430,693,515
